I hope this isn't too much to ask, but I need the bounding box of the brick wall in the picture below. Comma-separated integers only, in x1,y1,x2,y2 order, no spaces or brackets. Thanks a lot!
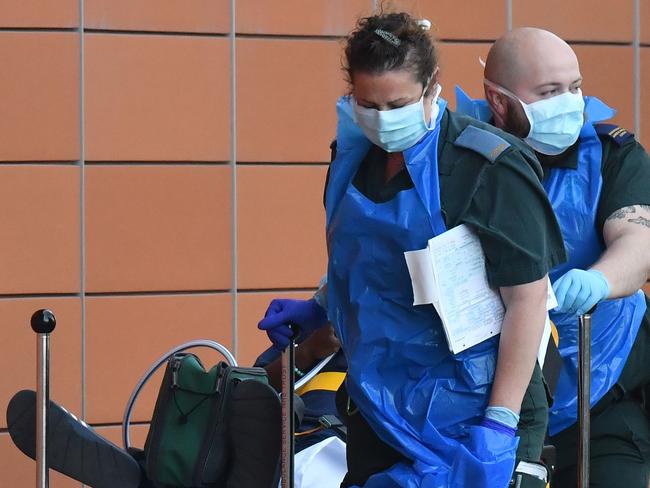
0,1,648,484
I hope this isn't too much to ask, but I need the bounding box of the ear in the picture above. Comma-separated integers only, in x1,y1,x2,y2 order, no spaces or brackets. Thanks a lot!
424,66,441,95
484,84,509,129
431,66,440,85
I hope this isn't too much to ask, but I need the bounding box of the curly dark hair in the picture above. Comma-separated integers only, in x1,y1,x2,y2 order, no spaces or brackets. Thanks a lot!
344,12,438,95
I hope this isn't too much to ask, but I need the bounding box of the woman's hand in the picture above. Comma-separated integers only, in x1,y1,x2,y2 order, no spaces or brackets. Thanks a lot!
257,298,328,351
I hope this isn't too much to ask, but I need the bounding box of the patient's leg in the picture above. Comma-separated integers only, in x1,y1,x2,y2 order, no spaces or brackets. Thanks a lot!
7,390,143,488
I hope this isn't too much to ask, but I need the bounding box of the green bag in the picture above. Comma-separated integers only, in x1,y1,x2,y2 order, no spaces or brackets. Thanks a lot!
143,353,269,488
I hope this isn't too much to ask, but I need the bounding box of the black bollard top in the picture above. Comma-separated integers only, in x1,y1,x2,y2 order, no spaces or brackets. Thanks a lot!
31,309,56,334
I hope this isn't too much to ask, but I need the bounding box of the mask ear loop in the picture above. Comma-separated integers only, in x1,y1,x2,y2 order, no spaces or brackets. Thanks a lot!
483,78,520,103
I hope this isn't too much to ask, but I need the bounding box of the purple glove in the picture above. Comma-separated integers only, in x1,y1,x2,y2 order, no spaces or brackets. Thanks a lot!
480,406,519,438
257,298,328,351
479,418,517,438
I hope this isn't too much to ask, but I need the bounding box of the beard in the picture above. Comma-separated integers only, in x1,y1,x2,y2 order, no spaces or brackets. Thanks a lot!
502,97,531,139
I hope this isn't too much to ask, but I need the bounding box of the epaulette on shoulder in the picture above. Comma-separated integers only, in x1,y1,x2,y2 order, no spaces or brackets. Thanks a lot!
453,125,511,163
595,123,635,146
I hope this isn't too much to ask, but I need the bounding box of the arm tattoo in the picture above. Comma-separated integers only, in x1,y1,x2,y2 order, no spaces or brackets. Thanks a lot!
641,204,650,212
627,216,650,229
606,205,637,221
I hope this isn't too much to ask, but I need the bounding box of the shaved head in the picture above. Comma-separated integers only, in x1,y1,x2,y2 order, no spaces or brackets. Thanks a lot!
483,27,583,136
485,27,581,102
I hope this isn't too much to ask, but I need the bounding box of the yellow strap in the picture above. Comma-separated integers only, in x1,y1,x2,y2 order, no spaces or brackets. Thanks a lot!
295,426,325,437
296,372,346,396
550,320,559,347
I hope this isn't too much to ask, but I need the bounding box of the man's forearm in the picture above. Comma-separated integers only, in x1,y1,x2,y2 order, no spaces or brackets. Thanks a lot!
592,233,650,298
489,277,548,413
595,205,650,298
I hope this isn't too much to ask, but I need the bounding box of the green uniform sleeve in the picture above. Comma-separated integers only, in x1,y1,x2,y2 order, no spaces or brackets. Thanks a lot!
464,148,567,287
596,138,650,234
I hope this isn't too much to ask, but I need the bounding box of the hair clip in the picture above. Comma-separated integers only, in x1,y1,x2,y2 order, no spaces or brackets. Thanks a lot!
374,28,401,47
416,19,432,31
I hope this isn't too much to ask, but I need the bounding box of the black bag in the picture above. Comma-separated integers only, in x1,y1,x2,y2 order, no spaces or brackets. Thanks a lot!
143,353,274,488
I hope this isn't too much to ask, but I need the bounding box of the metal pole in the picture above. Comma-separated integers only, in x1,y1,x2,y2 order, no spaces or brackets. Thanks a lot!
281,331,296,488
31,309,56,488
577,310,592,488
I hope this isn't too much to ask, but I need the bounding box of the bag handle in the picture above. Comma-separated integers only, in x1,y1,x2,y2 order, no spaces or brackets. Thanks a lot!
121,340,237,449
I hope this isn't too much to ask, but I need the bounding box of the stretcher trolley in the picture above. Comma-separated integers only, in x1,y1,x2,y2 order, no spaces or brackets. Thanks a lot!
577,309,593,488
31,309,56,488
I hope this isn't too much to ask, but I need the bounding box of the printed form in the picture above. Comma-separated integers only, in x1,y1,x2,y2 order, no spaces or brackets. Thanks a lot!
405,224,556,358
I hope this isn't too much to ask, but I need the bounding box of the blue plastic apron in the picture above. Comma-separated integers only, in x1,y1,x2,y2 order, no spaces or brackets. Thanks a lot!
325,97,518,487
453,87,648,434
544,99,648,435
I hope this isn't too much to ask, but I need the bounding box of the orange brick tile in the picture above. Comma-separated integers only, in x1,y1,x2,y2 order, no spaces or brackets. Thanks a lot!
85,294,233,424
642,1,650,45
0,297,82,429
84,34,230,162
641,48,650,148
85,0,229,33
85,165,231,293
0,0,78,28
513,0,634,42
437,42,491,110
236,291,313,367
573,45,634,130
0,33,79,161
389,0,506,40
0,433,81,487
237,165,328,289
236,0,371,36
236,38,346,162
0,166,80,294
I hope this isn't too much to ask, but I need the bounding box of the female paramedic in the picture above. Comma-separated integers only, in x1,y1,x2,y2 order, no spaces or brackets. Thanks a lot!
259,12,566,488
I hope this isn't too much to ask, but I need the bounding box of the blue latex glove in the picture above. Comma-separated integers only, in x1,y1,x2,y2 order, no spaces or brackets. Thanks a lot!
257,298,328,351
552,268,610,315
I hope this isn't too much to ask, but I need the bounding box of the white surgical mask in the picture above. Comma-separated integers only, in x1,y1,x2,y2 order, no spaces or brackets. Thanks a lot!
352,84,442,153
484,79,585,155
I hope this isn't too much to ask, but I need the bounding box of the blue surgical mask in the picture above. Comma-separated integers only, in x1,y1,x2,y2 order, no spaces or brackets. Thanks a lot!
352,84,442,153
485,79,585,155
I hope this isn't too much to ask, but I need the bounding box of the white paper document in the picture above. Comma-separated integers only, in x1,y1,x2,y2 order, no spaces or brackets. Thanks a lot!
405,224,557,356
538,282,559,366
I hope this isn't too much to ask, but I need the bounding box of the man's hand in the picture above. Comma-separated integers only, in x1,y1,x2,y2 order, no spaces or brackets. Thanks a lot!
257,298,328,350
552,268,610,315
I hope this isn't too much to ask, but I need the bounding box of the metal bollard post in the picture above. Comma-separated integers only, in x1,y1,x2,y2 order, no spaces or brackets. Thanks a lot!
281,328,297,488
577,310,592,488
31,309,56,488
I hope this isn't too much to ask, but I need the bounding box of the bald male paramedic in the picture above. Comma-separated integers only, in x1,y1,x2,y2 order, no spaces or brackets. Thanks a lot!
457,26,650,487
